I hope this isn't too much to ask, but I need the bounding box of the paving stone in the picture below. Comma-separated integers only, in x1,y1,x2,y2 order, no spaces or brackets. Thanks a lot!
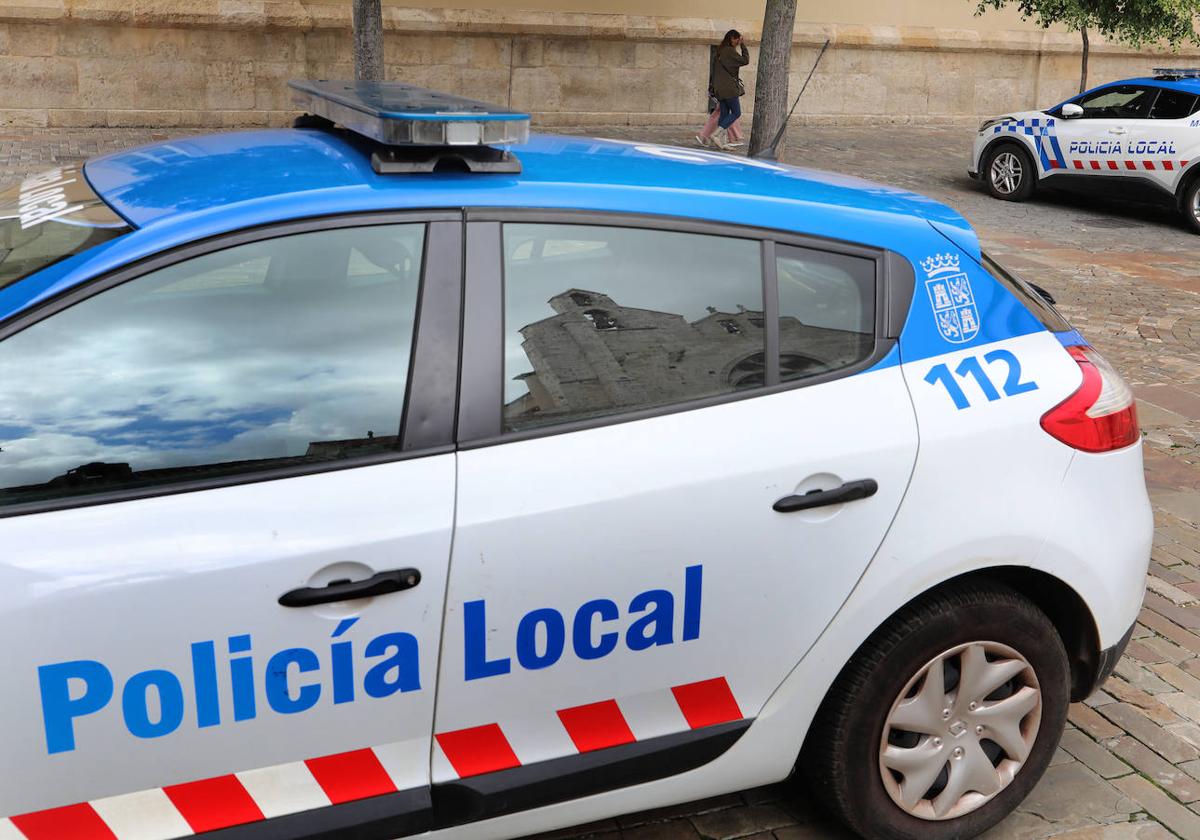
687,804,797,839
1108,735,1200,803
1060,729,1132,779
1098,703,1200,763
1113,774,1200,839
1072,703,1126,741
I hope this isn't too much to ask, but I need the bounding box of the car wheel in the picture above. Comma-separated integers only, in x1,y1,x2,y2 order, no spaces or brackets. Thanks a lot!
984,144,1036,201
1183,177,1200,235
802,581,1069,840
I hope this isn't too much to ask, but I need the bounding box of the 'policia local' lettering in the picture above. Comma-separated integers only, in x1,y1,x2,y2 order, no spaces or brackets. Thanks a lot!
1067,139,1178,156
35,565,704,754
17,168,83,230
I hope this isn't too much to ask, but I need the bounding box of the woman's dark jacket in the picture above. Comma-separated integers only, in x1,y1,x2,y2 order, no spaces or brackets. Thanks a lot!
711,43,750,100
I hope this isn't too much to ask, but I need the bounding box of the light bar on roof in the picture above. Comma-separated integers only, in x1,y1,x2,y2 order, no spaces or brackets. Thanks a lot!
288,80,531,147
1154,68,1200,78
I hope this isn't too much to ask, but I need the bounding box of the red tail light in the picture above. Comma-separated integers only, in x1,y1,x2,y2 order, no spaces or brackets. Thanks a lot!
1040,345,1139,453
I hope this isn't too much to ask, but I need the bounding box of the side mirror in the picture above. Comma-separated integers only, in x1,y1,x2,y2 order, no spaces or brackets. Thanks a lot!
1062,103,1084,119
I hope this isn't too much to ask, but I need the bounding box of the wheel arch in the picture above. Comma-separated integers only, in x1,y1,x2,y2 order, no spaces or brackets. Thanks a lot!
1176,163,1200,212
981,136,1042,178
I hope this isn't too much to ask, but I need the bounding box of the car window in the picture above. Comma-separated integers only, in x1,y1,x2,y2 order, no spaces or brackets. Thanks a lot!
0,223,424,508
776,245,876,383
0,166,130,292
1075,86,1157,119
1149,88,1200,120
502,223,763,432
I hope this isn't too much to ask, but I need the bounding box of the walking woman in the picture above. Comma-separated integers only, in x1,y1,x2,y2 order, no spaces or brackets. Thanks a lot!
697,30,749,149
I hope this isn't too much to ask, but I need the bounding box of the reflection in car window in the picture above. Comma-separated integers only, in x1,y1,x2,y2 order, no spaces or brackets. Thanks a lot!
502,223,763,432
0,224,424,508
776,246,875,383
1076,86,1156,119
1149,89,1200,120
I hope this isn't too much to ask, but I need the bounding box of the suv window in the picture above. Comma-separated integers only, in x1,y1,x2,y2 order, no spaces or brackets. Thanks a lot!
502,223,763,431
1149,88,1200,120
0,223,425,508
776,245,875,383
1074,85,1157,119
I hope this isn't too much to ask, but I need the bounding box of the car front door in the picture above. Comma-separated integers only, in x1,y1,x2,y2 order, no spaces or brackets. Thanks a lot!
429,217,918,816
1054,84,1158,173
0,216,462,838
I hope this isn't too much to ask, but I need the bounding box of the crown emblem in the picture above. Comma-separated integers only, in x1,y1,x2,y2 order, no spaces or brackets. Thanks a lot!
921,253,961,277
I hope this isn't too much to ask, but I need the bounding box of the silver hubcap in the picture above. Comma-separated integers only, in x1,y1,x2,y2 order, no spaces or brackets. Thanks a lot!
990,152,1023,195
1191,186,1200,222
878,641,1042,821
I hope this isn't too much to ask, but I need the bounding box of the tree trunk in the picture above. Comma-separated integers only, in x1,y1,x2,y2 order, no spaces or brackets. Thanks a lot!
353,0,385,81
747,0,799,158
1079,25,1090,94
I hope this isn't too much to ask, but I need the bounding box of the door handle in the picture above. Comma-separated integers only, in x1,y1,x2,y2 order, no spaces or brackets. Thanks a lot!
279,568,421,608
773,479,878,513
1109,127,1127,135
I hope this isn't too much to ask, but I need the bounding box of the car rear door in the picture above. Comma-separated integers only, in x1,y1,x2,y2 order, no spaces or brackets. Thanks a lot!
0,215,462,838
428,216,918,819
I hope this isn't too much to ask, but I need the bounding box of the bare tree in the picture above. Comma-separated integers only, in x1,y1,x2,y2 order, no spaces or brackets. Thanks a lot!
748,0,799,158
353,0,385,81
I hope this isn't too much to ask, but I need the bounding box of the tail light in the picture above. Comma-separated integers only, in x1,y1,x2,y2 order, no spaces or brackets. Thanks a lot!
1040,345,1139,453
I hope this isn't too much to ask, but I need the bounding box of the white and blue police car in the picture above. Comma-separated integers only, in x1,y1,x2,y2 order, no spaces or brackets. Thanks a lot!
0,81,1151,840
971,68,1200,232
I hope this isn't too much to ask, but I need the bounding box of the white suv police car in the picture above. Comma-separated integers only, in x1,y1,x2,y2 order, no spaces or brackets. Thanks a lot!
0,81,1151,840
971,68,1200,232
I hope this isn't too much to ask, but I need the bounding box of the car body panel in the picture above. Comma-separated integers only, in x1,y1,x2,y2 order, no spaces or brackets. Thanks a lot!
0,122,1154,840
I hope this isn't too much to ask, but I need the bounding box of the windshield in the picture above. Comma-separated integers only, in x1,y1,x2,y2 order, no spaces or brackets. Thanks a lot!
0,166,130,293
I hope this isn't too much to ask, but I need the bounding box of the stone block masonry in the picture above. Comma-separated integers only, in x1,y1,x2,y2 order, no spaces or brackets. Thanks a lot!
1,3,1199,130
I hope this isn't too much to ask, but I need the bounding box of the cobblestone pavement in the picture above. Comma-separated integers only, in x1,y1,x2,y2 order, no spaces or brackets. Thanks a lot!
3,124,1200,839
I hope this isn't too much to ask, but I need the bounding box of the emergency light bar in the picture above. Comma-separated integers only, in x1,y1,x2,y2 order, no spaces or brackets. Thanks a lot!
289,80,530,174
1153,68,1200,79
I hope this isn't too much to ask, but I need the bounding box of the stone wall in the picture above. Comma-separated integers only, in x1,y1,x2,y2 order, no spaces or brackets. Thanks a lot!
0,2,1198,128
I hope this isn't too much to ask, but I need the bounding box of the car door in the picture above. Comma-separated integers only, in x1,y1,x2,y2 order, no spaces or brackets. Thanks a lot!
1146,87,1200,188
429,216,918,816
0,216,462,838
1054,84,1157,173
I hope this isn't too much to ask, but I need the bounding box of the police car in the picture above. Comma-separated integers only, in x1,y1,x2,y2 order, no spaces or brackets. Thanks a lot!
0,81,1151,840
970,68,1200,232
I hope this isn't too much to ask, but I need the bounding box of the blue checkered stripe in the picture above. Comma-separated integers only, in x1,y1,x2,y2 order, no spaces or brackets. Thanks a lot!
992,117,1066,171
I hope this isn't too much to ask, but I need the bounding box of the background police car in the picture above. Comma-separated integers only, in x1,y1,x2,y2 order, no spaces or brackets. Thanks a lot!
0,82,1152,840
970,69,1200,233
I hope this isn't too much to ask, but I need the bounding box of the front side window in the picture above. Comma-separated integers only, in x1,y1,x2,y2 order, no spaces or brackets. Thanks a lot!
502,223,763,432
0,223,425,508
0,166,130,292
1074,86,1156,119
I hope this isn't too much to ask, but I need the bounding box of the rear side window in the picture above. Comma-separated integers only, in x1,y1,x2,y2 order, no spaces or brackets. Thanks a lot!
1149,88,1200,120
776,245,876,383
502,223,763,431
980,252,1071,332
0,166,130,291
0,223,424,508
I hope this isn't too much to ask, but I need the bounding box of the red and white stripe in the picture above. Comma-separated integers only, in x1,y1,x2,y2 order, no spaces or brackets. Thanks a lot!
1,676,744,839
432,676,743,781
2,743,417,840
1067,159,1190,171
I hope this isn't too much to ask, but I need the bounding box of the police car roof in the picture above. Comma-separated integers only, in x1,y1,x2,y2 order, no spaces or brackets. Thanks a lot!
1116,75,1200,94
84,128,968,246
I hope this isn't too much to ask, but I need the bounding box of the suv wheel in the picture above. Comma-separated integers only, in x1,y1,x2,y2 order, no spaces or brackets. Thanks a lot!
984,144,1036,201
1183,176,1200,235
802,582,1069,840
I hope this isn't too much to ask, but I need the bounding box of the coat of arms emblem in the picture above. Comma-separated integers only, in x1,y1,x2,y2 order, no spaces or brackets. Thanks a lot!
922,253,980,344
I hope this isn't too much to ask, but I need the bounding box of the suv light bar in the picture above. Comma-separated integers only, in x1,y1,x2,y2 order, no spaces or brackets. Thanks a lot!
1153,68,1200,79
288,80,531,148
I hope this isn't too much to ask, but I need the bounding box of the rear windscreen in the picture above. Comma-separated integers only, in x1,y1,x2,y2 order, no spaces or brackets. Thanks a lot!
0,166,130,292
980,251,1072,332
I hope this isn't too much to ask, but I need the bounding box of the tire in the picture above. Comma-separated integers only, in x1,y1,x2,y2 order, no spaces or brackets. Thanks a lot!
801,582,1069,840
1182,176,1200,235
983,143,1036,202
